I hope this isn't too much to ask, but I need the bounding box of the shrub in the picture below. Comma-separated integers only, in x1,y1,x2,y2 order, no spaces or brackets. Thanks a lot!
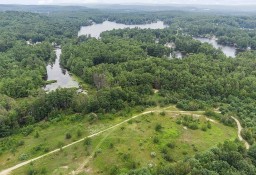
153,137,159,144
207,121,212,129
188,123,198,130
84,138,92,146
34,131,39,138
27,167,37,175
65,133,72,139
121,126,125,130
155,123,162,132
17,140,25,147
21,126,34,136
77,129,82,137
19,153,29,161
162,154,173,162
57,141,64,149
160,111,166,116
167,142,176,149
109,143,114,149
201,125,207,131
161,147,168,154
40,167,47,174
109,165,119,175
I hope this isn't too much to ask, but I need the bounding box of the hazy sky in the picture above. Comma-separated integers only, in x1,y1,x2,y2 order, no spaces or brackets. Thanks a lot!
1,0,256,5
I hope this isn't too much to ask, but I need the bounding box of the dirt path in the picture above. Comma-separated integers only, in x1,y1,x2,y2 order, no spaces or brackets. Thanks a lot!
0,107,246,175
72,129,114,175
231,116,250,149
0,110,156,175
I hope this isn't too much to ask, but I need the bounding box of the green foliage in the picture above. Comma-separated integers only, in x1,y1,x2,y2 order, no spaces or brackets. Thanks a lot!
34,131,40,138
84,138,92,146
160,111,166,116
2,8,256,174
76,129,82,138
153,137,160,144
65,133,72,139
167,141,176,149
155,123,162,132
21,126,34,136
19,153,29,161
177,100,204,111
176,115,200,130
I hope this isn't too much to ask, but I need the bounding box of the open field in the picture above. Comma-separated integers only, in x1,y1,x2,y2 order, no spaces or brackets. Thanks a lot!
0,106,236,175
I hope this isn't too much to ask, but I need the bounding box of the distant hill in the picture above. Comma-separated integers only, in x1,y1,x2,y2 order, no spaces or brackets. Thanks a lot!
0,4,89,13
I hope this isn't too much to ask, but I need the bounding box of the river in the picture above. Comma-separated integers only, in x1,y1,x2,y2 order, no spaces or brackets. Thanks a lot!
44,21,167,91
194,37,237,58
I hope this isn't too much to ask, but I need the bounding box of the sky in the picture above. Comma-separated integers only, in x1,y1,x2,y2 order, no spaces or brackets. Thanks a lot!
1,0,256,5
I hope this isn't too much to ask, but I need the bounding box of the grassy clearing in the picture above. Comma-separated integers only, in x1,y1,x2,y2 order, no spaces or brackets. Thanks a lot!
9,109,236,175
0,109,141,171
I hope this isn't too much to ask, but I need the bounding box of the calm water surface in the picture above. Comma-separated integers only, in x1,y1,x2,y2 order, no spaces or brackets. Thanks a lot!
78,21,167,38
43,49,79,92
194,37,237,58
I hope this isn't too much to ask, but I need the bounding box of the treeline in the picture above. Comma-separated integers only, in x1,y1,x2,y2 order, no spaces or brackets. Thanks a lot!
160,13,256,50
124,141,256,175
62,28,256,145
0,41,55,98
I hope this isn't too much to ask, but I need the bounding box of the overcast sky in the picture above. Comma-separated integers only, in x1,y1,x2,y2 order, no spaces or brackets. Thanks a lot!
1,0,256,5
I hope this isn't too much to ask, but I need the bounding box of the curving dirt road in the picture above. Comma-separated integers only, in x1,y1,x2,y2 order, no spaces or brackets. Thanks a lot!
0,110,155,175
231,116,250,149
0,108,249,175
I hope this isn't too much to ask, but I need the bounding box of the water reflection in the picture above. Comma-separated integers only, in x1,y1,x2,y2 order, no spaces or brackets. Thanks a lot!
194,37,237,58
43,49,79,92
78,21,167,38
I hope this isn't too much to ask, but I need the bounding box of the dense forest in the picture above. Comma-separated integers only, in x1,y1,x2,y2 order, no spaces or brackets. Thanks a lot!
1,6,256,175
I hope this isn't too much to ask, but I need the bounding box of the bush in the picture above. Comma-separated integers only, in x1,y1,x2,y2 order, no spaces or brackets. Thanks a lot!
40,167,47,174
84,138,92,146
188,123,199,130
160,111,166,116
153,137,160,144
21,126,34,136
34,131,39,138
57,141,64,149
27,168,37,175
65,133,72,139
155,124,162,132
177,100,204,111
19,153,29,161
109,142,114,149
109,165,119,175
167,142,176,149
162,154,173,162
207,121,212,129
17,140,25,147
77,129,82,137
201,125,207,131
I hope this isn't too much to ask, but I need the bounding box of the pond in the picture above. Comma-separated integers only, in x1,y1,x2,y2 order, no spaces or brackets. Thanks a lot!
43,48,80,92
194,37,237,58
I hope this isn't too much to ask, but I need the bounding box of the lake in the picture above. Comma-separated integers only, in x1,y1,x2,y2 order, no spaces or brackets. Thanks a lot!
78,21,167,38
194,37,237,58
